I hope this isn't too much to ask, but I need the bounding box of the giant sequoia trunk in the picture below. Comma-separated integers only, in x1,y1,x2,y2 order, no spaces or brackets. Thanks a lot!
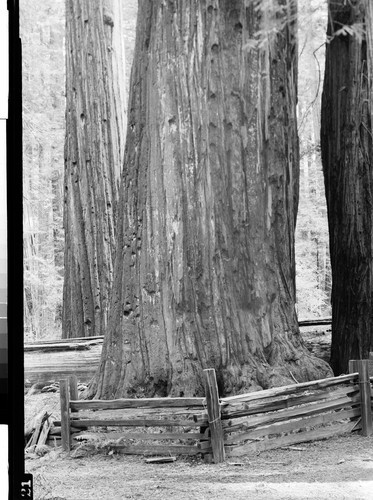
63,0,126,338
321,0,373,374
89,0,331,398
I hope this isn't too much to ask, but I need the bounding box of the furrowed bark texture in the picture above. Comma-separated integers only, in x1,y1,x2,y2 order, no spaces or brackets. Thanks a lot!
321,0,373,374
63,0,126,338
90,0,331,399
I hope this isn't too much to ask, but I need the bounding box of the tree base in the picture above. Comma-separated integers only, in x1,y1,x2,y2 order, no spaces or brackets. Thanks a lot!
84,346,332,400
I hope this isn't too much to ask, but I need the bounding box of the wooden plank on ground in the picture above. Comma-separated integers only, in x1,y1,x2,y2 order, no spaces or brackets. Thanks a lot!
70,397,205,411
224,407,361,444
226,421,359,457
223,394,360,431
221,373,358,406
145,456,177,463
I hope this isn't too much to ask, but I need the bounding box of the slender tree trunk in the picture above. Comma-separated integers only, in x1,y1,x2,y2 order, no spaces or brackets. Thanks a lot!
89,0,331,399
321,0,373,374
366,0,373,127
63,0,126,338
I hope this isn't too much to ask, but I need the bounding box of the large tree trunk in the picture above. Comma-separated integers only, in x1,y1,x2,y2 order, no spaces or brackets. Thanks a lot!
63,0,126,338
89,0,331,399
321,0,373,374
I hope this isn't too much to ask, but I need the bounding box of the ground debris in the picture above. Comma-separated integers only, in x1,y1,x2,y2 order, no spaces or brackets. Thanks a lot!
280,446,306,451
145,456,177,464
41,383,60,393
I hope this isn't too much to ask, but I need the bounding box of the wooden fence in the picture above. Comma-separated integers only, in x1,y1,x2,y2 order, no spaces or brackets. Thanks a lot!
58,361,373,463
56,372,213,457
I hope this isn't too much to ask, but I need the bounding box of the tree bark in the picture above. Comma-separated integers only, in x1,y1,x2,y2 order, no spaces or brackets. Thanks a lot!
63,0,126,338
89,0,331,399
321,0,373,374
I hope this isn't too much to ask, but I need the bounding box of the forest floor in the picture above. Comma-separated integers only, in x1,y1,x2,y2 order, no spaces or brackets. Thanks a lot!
25,432,373,500
25,390,373,500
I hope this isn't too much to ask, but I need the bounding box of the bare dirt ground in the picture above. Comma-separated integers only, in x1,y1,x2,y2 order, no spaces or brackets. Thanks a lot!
25,392,373,500
26,435,373,500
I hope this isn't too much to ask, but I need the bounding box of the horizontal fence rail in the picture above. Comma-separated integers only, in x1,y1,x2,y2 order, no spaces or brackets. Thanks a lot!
221,372,360,405
69,397,205,411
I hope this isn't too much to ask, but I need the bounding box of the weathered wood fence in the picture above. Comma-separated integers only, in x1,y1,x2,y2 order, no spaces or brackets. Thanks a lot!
56,373,212,457
59,361,373,463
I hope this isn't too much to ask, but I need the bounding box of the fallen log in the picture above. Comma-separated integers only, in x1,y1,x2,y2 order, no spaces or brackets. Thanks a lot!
298,317,332,327
24,342,102,386
25,336,104,345
301,328,331,363
24,338,104,352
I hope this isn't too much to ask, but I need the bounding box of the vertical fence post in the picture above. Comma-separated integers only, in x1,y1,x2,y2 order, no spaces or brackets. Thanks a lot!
60,378,71,451
349,360,372,437
69,375,78,413
203,369,225,463
348,359,358,378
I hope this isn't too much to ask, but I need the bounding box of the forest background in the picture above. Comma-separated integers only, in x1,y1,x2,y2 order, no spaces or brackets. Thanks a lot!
21,0,331,342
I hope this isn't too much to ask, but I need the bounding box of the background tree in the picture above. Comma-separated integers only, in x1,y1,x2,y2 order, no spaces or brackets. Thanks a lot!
88,0,332,400
21,0,65,340
321,0,373,374
295,0,331,319
63,0,126,338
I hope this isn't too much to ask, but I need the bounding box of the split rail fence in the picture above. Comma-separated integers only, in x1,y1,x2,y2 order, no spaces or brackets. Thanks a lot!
59,359,373,463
